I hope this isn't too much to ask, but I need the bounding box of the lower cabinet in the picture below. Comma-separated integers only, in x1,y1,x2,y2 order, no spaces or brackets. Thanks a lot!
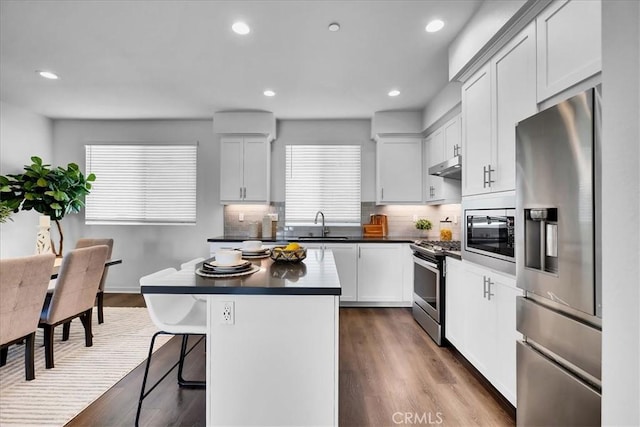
445,257,522,406
324,243,358,303
356,243,404,303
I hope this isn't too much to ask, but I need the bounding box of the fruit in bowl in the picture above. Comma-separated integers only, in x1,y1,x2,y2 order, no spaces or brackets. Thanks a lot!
270,243,307,263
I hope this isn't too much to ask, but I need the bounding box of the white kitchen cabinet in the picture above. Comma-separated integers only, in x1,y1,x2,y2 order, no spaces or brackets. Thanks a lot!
445,259,522,406
220,135,270,203
536,0,602,102
376,137,422,204
357,243,404,302
462,23,536,196
324,243,358,303
444,257,465,348
423,115,462,203
443,115,462,159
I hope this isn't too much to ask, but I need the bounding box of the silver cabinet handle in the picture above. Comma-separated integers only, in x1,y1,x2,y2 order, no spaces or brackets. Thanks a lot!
243,187,247,199
483,276,495,300
381,188,384,200
483,166,488,188
239,187,243,199
487,164,495,188
358,246,361,258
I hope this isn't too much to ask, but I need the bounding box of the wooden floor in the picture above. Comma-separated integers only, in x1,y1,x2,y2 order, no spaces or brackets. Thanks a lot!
68,295,515,426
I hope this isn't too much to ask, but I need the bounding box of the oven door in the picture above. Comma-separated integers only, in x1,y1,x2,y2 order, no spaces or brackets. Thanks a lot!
413,255,440,322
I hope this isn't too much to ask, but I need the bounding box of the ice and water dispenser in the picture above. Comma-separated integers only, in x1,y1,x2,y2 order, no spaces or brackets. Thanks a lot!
524,208,558,275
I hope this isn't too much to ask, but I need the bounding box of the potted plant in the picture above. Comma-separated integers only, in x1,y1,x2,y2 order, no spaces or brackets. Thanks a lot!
0,156,95,256
415,218,432,237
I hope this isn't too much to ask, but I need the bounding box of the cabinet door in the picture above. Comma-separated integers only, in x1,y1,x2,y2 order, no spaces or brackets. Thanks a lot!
462,262,496,379
424,132,444,202
444,257,465,347
491,22,537,193
325,244,358,303
377,138,422,203
220,136,244,201
357,244,403,302
242,136,269,202
462,65,492,196
443,115,462,159
492,275,522,406
536,0,602,101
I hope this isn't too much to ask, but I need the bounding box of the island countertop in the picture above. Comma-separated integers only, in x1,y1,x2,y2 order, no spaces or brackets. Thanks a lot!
140,248,341,296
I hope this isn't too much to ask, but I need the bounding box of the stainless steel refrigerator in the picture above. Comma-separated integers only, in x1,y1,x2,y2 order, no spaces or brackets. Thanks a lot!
515,87,602,426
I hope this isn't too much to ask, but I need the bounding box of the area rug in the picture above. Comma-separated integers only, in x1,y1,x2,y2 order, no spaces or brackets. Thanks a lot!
0,307,171,426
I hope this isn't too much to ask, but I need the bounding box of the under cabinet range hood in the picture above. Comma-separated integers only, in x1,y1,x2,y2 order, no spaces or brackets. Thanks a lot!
428,155,462,180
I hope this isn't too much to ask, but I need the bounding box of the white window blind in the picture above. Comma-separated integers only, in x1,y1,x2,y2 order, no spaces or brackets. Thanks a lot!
85,144,197,224
285,145,361,225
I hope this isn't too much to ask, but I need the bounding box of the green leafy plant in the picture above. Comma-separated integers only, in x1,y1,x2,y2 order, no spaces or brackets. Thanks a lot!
415,218,432,231
0,156,96,256
0,202,14,223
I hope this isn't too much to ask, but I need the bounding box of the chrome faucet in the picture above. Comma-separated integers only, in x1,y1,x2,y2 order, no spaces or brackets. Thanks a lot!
314,210,329,237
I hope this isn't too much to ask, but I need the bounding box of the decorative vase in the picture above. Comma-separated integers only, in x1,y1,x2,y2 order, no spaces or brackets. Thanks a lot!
36,215,52,254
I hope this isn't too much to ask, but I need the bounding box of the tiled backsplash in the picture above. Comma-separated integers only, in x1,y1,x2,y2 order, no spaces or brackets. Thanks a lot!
224,202,462,240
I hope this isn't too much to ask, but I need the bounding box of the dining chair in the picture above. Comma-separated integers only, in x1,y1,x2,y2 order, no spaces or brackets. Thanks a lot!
39,245,109,369
136,268,206,427
74,238,114,324
0,253,56,380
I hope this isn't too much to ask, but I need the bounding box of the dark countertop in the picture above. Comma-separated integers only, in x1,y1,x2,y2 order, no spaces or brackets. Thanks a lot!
207,235,417,244
444,250,462,260
141,249,341,296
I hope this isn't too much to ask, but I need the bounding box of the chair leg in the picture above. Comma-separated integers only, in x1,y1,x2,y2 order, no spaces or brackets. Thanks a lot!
97,291,104,324
25,332,36,380
177,334,206,389
80,308,93,347
136,331,162,427
43,325,55,369
62,321,71,341
0,346,7,366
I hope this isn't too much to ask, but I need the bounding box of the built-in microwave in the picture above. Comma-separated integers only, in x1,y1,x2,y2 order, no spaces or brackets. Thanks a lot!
463,196,516,275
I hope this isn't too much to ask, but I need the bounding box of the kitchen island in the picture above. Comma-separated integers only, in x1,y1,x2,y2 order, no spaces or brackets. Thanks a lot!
140,249,340,426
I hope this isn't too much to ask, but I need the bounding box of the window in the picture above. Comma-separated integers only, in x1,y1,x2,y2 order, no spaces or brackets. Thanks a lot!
285,145,361,225
85,144,197,224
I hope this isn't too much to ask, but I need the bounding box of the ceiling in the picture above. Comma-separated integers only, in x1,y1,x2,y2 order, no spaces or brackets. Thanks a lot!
0,0,481,120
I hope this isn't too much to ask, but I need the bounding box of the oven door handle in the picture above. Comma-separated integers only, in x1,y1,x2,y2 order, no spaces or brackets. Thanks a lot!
413,256,439,272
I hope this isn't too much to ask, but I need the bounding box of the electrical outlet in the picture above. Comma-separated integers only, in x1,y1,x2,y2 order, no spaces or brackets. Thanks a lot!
221,301,234,325
239,212,244,222
412,214,418,222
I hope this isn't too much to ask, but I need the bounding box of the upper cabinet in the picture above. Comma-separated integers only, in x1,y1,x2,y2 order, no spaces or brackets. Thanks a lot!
376,136,422,204
536,0,602,102
462,23,537,196
423,115,462,203
220,135,270,203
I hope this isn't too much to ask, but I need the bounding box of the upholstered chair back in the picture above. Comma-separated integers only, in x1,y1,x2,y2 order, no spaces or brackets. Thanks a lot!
41,245,108,325
74,238,114,292
0,253,56,345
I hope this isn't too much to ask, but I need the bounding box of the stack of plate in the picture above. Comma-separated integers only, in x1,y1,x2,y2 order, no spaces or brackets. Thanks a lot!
240,247,271,259
196,259,257,278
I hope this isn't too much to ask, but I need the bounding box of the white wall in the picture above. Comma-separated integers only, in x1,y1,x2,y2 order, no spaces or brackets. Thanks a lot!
421,82,462,133
0,101,53,258
448,0,526,80
271,119,375,202
52,119,223,292
601,2,640,425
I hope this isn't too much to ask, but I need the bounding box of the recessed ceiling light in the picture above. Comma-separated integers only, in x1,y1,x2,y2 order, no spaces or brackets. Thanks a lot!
388,89,400,97
425,19,445,33
328,23,340,32
37,70,59,80
232,21,250,35
264,90,276,97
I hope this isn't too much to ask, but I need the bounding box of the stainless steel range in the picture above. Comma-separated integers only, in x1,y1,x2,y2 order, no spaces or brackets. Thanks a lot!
410,240,461,346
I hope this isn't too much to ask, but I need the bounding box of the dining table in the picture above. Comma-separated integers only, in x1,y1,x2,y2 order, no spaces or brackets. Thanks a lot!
49,257,122,282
